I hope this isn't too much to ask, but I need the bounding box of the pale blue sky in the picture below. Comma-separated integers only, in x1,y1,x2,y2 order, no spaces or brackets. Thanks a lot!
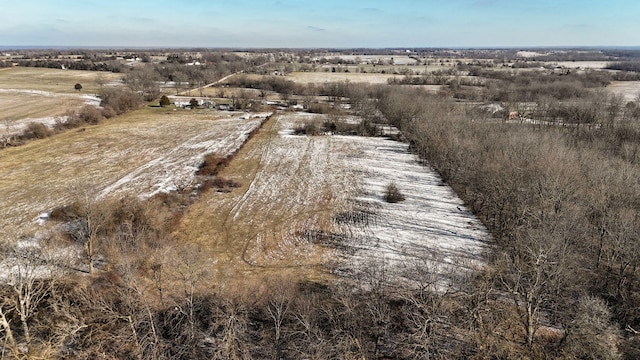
0,0,638,48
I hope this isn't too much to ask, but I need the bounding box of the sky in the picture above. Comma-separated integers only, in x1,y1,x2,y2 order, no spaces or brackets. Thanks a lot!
0,0,638,48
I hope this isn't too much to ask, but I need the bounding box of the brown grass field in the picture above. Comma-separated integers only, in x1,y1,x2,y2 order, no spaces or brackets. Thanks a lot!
607,81,640,101
0,92,83,122
0,67,122,129
175,112,360,285
0,107,264,238
0,67,121,94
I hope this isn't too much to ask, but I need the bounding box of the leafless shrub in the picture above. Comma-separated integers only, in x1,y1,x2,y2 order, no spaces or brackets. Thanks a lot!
201,177,241,193
24,122,52,139
293,121,321,136
196,153,231,176
307,102,333,114
384,182,405,203
98,88,144,115
77,105,103,124
100,105,116,119
564,296,622,359
55,105,104,130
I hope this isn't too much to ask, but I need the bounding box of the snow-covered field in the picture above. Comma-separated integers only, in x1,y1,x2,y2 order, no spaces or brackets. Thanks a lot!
98,113,271,199
178,112,358,276
517,51,549,58
179,112,490,285
333,136,490,287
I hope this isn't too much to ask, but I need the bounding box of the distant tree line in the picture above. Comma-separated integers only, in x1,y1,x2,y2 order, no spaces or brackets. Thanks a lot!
16,59,126,72
607,61,640,73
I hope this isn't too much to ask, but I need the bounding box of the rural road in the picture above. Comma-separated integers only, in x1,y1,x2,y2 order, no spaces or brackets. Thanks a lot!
178,62,270,96
177,71,242,96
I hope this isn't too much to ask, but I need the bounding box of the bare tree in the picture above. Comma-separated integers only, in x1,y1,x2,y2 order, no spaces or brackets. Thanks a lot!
0,238,58,356
497,229,570,347
265,278,294,358
9,250,44,348
172,71,188,96
301,84,316,110
73,192,107,275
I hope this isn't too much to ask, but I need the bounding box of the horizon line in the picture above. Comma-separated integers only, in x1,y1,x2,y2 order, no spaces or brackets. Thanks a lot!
2,45,640,51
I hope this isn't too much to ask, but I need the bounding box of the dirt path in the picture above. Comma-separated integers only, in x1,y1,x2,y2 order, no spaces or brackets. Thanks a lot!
178,71,243,96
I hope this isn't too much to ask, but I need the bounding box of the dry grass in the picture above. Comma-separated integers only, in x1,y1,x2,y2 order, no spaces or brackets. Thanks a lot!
176,113,359,285
0,93,83,122
0,107,264,238
0,67,121,94
0,67,122,129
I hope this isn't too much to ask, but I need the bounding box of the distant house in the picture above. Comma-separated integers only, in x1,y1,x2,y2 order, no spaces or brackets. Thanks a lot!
172,98,203,108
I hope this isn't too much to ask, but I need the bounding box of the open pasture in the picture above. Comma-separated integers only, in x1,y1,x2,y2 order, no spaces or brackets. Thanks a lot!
0,107,267,237
0,67,121,133
176,112,351,283
607,81,640,101
0,67,121,94
0,91,85,131
176,112,489,286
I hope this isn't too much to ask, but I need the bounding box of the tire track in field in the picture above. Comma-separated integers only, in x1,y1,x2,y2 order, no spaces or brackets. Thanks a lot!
230,114,322,268
213,114,336,270
217,113,280,261
237,128,350,270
